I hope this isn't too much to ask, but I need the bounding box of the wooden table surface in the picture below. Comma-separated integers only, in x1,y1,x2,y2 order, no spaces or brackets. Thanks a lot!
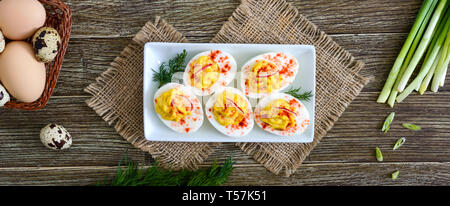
0,0,449,186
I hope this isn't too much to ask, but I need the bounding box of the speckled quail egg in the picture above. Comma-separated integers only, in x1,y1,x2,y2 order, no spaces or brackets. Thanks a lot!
32,27,61,63
40,123,72,150
0,83,10,107
0,29,5,53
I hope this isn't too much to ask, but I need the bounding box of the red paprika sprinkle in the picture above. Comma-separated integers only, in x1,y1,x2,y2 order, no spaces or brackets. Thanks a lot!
209,50,221,60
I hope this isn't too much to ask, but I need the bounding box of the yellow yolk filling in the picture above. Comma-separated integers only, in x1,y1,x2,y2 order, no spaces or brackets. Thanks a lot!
260,99,296,130
248,60,281,94
155,88,192,122
189,56,220,90
212,91,248,126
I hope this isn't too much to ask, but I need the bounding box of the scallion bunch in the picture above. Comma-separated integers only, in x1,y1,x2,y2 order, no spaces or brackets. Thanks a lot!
377,0,450,107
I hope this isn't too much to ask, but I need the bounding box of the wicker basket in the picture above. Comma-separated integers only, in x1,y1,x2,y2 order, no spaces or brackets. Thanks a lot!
3,0,72,111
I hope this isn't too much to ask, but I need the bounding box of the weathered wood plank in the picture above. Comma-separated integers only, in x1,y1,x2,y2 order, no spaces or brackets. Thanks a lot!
0,93,448,167
65,0,423,38
0,162,448,186
224,162,450,186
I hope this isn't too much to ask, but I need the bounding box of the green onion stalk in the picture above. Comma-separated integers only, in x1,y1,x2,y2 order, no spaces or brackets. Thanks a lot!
430,28,450,91
386,0,438,107
419,8,450,94
396,0,448,93
419,49,443,93
415,7,449,91
377,0,436,103
439,63,448,86
439,62,448,86
397,12,450,102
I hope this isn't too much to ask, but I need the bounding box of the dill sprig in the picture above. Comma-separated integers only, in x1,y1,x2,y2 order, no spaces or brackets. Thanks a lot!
152,49,187,88
285,86,313,101
98,152,234,186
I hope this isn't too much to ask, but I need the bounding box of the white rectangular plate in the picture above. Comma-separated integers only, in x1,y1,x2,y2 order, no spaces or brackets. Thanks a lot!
144,42,315,143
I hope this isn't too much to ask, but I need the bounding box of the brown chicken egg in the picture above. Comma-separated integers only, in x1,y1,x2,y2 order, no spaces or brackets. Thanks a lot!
0,0,46,40
0,41,46,103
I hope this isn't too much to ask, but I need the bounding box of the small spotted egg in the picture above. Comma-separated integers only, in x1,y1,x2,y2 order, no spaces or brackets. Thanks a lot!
32,27,61,63
40,123,72,150
0,29,4,53
0,83,10,107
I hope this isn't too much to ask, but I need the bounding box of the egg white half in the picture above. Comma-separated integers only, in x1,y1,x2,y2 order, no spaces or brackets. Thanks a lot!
205,87,254,137
254,93,310,136
240,52,299,99
183,50,237,96
153,83,204,134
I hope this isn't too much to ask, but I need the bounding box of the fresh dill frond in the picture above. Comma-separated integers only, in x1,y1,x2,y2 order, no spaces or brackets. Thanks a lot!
285,86,313,101
186,159,234,186
152,49,187,88
98,151,234,186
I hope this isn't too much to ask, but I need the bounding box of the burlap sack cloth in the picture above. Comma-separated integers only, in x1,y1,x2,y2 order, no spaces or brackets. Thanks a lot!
85,0,369,177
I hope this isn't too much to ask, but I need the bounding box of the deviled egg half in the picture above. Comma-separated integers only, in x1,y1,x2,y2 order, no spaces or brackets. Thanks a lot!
205,87,254,137
241,52,299,99
154,83,203,134
183,50,237,96
254,93,310,136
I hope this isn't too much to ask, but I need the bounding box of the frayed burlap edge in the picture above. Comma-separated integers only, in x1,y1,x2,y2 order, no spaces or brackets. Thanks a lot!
85,17,218,170
212,0,370,176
